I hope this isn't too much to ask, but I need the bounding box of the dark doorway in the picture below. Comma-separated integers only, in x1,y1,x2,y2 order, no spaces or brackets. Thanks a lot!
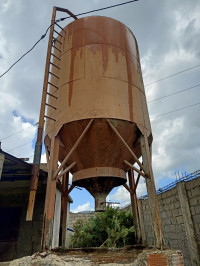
0,207,21,261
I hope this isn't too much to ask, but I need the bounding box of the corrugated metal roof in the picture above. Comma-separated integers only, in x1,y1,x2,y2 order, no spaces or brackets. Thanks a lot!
0,150,47,181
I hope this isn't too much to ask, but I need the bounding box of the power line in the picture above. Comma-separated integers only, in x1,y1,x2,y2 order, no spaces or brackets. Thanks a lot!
6,101,200,153
144,64,200,87
0,122,38,141
7,141,31,152
147,84,200,103
0,0,138,78
56,0,138,22
0,23,55,78
151,102,200,119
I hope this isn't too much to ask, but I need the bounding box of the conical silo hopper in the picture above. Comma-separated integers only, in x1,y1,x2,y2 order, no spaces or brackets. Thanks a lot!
44,16,152,211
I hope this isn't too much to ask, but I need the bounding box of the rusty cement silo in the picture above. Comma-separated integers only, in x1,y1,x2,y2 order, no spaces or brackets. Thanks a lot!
44,16,152,211
27,9,163,250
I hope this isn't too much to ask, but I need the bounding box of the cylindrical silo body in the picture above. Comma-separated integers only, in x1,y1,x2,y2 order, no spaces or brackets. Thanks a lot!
45,16,152,211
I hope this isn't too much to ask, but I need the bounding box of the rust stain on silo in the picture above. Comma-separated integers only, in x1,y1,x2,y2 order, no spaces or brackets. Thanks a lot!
68,49,75,107
126,54,134,122
45,16,152,211
102,45,108,73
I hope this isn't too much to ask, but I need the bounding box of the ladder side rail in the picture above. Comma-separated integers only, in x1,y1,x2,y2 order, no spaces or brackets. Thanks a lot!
26,7,57,221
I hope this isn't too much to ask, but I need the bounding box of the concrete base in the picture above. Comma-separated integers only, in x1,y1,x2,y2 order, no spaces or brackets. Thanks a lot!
93,193,107,212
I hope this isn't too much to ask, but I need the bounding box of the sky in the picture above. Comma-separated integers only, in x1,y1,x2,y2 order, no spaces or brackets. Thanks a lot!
0,0,200,212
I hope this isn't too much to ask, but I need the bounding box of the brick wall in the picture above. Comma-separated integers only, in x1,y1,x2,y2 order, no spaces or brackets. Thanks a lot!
138,177,200,266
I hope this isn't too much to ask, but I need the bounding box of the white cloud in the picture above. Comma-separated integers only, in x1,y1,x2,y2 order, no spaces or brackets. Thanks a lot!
108,186,130,208
71,202,92,213
0,0,200,205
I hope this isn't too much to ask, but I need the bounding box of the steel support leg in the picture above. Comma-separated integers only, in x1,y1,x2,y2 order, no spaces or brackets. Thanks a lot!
42,135,60,250
140,133,163,248
60,172,69,247
128,170,141,243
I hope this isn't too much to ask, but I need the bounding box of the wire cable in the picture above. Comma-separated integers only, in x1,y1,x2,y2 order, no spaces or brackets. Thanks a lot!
0,1,138,78
56,0,138,22
0,34,48,78
148,84,200,103
151,102,200,119
7,141,31,152
7,101,200,152
145,64,200,87
0,122,38,141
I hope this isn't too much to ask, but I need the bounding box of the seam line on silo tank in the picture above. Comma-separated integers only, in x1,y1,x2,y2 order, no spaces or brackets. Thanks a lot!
59,77,145,94
60,43,139,61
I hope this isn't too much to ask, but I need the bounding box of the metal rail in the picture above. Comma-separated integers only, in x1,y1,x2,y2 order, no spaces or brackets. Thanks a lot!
138,170,200,199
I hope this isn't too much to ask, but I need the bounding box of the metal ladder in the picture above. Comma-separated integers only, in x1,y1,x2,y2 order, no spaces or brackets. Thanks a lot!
26,7,77,221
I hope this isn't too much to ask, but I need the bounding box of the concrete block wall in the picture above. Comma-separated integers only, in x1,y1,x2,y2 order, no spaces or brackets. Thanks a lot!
185,177,200,250
16,192,45,258
138,177,200,266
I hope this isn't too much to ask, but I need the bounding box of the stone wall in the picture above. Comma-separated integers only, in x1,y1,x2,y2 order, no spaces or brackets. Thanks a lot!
138,177,200,266
68,212,95,230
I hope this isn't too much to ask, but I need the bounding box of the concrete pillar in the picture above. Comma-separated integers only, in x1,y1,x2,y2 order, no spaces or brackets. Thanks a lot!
177,182,200,266
138,199,147,244
52,189,61,248
94,192,107,211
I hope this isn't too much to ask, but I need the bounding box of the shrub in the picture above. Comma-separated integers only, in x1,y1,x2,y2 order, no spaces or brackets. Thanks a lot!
69,207,135,248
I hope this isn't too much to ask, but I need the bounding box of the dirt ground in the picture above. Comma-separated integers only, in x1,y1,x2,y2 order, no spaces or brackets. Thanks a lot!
0,246,183,266
52,245,145,264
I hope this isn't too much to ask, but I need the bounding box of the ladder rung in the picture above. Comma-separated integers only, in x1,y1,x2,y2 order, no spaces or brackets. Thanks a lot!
48,82,59,90
49,71,59,79
55,23,64,31
44,115,56,122
45,103,57,110
54,30,63,37
47,92,58,99
51,53,60,61
52,45,61,53
53,38,62,45
50,62,60,70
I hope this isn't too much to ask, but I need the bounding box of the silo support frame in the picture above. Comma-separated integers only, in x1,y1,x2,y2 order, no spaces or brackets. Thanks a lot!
124,160,146,178
60,172,69,247
106,119,147,176
52,118,94,180
140,133,164,249
106,119,163,248
42,135,60,250
128,170,142,243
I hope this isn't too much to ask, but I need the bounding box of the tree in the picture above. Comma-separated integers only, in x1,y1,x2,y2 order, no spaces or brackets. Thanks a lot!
69,207,135,248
